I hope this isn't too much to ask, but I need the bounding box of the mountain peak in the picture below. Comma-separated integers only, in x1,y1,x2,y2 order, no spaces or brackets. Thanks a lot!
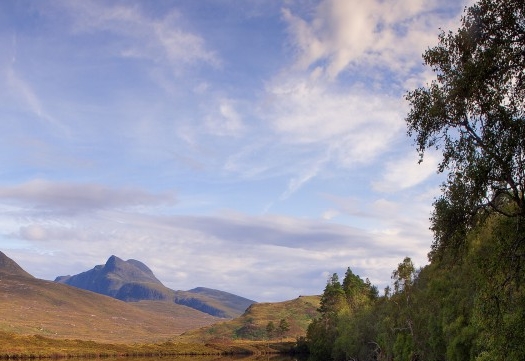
0,251,34,278
102,255,161,284
54,255,256,318
104,255,124,272
55,255,165,299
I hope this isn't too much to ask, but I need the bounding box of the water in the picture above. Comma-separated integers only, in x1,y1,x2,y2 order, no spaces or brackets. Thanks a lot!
100,356,306,361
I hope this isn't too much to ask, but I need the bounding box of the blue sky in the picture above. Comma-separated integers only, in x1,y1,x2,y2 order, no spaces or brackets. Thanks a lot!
0,0,468,302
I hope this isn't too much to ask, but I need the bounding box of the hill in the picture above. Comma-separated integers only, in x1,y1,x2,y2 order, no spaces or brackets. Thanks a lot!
0,251,220,343
179,295,321,343
0,251,33,278
55,255,256,318
173,287,255,319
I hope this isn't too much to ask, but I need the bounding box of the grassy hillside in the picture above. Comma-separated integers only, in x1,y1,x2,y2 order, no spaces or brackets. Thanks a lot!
179,295,320,343
0,271,220,343
0,251,318,351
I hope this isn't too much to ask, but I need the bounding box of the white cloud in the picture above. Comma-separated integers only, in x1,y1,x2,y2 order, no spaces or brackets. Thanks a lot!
264,77,405,164
372,151,439,192
279,152,329,200
322,209,340,220
283,0,466,80
0,0,470,303
205,98,245,137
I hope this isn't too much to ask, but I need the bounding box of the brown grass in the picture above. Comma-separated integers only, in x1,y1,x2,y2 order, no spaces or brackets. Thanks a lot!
0,331,296,358
0,272,220,343
178,295,320,343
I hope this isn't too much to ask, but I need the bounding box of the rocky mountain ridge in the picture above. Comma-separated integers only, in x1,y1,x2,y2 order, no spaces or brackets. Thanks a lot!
55,255,255,318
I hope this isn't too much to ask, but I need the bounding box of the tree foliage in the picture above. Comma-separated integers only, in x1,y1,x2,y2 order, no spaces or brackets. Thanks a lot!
405,0,525,261
404,0,525,358
303,1,525,360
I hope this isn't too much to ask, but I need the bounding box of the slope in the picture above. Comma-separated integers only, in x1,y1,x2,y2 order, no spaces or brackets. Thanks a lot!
0,251,33,279
179,295,321,343
0,252,220,343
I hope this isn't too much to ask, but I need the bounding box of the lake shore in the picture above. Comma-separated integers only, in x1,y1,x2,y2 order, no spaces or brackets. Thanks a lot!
0,331,299,359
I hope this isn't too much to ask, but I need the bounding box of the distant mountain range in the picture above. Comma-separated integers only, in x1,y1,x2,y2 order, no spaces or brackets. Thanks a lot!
54,255,255,318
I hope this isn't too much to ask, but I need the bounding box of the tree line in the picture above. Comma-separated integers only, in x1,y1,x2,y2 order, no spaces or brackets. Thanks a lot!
303,0,524,359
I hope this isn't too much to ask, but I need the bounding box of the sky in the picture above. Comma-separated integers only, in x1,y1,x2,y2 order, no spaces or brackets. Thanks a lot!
0,0,470,302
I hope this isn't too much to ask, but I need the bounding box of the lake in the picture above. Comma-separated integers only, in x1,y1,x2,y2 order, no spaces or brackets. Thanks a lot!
97,356,307,361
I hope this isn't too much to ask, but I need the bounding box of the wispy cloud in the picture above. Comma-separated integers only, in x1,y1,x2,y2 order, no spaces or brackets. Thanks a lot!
263,77,406,171
372,151,439,192
5,67,69,135
205,98,245,137
283,0,465,80
279,152,328,200
52,1,220,70
0,180,176,214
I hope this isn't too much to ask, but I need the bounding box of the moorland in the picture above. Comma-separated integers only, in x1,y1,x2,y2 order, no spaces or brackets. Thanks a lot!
0,251,319,358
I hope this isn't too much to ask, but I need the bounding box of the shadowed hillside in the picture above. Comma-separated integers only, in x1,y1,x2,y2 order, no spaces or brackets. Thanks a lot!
54,255,170,300
55,255,256,318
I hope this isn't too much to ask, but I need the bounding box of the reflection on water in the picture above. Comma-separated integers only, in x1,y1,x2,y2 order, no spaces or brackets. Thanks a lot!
85,356,307,361
93,356,306,361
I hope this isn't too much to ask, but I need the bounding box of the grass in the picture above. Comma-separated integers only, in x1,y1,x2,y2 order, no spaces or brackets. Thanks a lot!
0,272,220,343
0,331,297,358
0,257,317,358
178,295,320,343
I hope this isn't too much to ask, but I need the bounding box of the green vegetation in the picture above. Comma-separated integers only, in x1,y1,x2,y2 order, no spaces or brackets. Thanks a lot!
179,296,320,343
304,0,525,359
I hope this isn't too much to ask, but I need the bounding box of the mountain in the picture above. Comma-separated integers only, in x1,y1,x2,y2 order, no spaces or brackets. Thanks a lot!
179,295,321,343
55,255,256,318
172,287,255,319
55,255,172,301
0,251,221,343
0,251,34,278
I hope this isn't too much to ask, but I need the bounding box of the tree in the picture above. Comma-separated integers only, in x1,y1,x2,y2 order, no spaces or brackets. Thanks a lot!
266,321,276,340
278,318,290,340
306,273,346,360
405,0,525,262
318,273,346,315
390,257,418,361
405,0,525,359
341,268,377,311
